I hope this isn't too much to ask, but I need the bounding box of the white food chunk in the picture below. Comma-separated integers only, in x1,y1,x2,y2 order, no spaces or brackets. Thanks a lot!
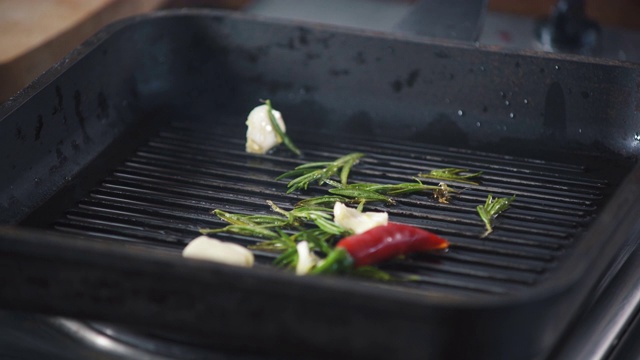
295,241,319,275
245,104,286,154
182,236,254,267
333,202,388,234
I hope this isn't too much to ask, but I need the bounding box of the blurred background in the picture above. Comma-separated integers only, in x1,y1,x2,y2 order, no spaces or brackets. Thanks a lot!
1,0,639,104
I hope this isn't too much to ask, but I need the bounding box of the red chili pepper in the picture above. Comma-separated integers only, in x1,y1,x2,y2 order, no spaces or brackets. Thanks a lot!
337,222,449,267
311,223,448,274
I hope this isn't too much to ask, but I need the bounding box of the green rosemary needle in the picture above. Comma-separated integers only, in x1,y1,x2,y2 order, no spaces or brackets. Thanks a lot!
199,225,279,239
418,168,482,185
268,200,347,235
264,99,301,156
477,194,516,237
276,152,365,193
324,178,456,204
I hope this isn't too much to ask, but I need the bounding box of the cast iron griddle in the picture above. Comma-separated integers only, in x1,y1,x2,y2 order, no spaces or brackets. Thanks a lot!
1,9,640,360
53,120,612,297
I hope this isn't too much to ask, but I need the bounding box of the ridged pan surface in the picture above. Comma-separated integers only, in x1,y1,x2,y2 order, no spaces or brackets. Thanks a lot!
52,119,611,298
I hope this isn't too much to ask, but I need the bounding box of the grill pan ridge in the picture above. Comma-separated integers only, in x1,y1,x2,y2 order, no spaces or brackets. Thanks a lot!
1,9,640,360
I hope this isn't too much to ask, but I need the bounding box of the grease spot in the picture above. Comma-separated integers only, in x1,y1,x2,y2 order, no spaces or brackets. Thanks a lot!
406,69,420,87
354,51,366,65
391,70,421,92
74,90,91,142
298,28,310,46
581,91,590,99
15,126,26,142
52,85,63,115
285,38,296,50
34,115,44,141
49,147,68,172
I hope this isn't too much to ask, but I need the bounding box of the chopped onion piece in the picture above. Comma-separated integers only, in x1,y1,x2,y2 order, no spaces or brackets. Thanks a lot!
333,202,388,234
245,104,286,154
182,236,254,267
295,241,319,275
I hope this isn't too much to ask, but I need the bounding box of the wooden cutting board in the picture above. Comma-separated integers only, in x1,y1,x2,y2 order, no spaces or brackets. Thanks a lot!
0,0,165,103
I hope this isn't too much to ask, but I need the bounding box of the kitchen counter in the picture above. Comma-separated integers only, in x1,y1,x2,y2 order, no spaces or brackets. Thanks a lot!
0,0,164,103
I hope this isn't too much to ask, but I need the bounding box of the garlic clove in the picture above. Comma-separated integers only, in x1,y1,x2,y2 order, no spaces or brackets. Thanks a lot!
295,240,319,275
182,236,254,267
333,202,388,235
245,104,286,154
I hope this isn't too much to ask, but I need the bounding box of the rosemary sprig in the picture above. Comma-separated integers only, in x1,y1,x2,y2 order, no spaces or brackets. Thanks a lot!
296,195,353,208
476,194,516,237
200,209,288,239
252,228,337,267
324,178,457,204
363,178,443,196
290,228,335,254
250,228,297,252
200,209,291,239
418,168,482,185
328,187,394,204
200,225,279,239
268,201,347,235
205,202,343,256
264,99,301,156
212,209,290,227
274,247,298,267
276,152,365,193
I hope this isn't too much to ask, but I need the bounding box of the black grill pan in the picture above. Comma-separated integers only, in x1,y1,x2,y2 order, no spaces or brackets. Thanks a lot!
1,10,640,359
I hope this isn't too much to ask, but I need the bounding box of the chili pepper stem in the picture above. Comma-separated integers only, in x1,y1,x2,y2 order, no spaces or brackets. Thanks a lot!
310,247,353,275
